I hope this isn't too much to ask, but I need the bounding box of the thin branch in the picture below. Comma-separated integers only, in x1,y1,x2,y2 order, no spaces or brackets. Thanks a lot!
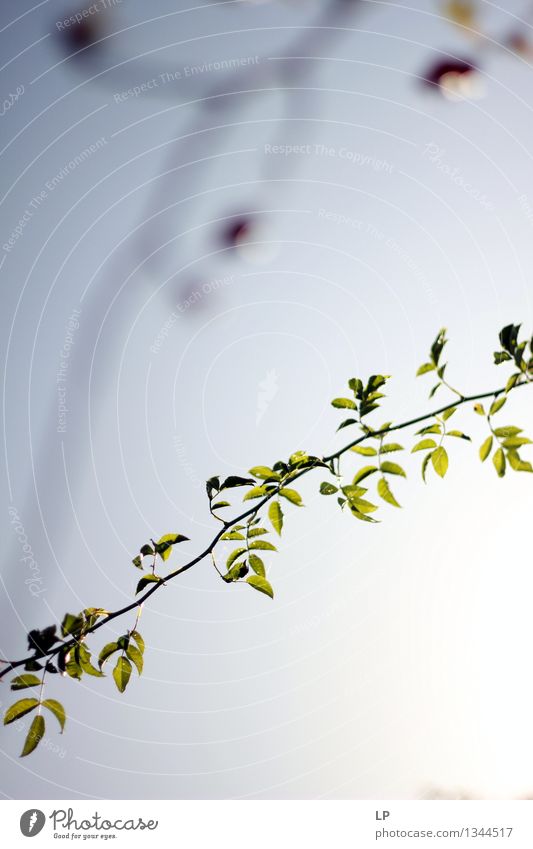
0,377,527,681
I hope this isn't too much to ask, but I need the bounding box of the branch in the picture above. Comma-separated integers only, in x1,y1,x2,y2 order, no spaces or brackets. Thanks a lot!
1,377,527,682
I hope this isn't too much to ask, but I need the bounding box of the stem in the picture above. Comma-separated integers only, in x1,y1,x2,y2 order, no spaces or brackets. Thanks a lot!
0,378,528,681
210,552,223,579
37,667,47,715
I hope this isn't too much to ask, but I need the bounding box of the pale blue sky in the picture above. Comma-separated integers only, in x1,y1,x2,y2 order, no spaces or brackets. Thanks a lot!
1,0,533,799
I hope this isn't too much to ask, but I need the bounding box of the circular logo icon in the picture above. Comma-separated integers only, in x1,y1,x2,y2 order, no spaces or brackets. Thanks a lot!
20,809,46,837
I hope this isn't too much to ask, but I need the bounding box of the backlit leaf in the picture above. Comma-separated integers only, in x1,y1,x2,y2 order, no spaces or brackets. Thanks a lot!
246,575,274,599
136,574,162,595
377,477,401,508
21,714,45,758
431,446,449,478
42,699,66,732
249,540,277,552
479,436,493,462
489,396,506,415
268,501,283,536
412,438,437,453
493,447,506,477
4,699,39,725
248,554,265,576
10,675,41,691
331,398,356,409
279,488,303,506
113,656,132,693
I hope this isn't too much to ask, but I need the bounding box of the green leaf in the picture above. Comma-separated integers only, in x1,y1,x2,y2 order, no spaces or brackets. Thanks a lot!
98,642,119,669
489,396,506,415
507,450,533,473
349,506,378,522
126,644,143,676
246,575,274,599
220,531,246,540
493,444,507,476
473,403,485,416
431,446,449,478
377,477,401,508
243,485,268,501
416,424,441,435
248,554,265,576
4,699,40,725
502,436,532,448
61,613,84,638
212,501,231,509
430,328,447,365
268,501,283,536
493,426,522,438
380,461,406,477
331,397,356,409
319,481,338,495
479,436,493,462
248,527,268,537
41,699,66,732
249,466,280,481
351,497,378,514
117,635,130,652
288,451,309,467
416,362,435,376
65,653,83,680
506,373,521,393
226,547,247,569
446,430,470,440
381,443,404,453
279,488,303,506
136,573,162,595
140,544,154,557
21,714,45,758
220,476,255,489
132,555,143,570
337,417,357,432
441,407,457,421
130,630,145,655
222,561,249,583
249,540,277,551
10,675,41,691
421,451,432,482
78,644,104,678
412,438,437,453
352,465,378,484
350,445,377,456
113,656,132,693
155,533,189,561
24,660,43,672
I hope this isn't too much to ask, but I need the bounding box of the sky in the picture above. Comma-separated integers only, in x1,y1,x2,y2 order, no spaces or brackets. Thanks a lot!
1,0,533,800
